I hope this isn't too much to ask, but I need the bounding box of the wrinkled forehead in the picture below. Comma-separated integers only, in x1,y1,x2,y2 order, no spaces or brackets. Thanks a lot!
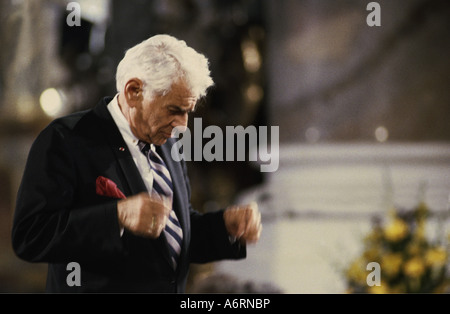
165,81,198,106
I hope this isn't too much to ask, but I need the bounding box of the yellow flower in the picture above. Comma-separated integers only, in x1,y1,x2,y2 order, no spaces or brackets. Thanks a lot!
415,202,428,220
384,218,409,242
364,228,383,245
403,256,425,278
381,253,403,277
346,258,367,284
344,202,449,293
368,282,389,294
425,247,447,267
389,283,406,293
363,247,380,261
406,240,422,256
433,281,450,294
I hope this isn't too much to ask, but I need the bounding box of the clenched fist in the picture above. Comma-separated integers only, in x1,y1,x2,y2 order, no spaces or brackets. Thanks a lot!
117,192,170,238
223,201,262,244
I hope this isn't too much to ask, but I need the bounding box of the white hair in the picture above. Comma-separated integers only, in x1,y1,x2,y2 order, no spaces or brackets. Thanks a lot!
115,34,214,100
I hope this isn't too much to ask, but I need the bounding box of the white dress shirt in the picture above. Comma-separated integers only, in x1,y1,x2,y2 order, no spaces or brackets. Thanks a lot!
107,95,156,236
107,94,155,193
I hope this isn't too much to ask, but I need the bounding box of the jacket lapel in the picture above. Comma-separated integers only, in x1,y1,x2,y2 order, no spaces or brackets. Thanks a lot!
93,97,148,196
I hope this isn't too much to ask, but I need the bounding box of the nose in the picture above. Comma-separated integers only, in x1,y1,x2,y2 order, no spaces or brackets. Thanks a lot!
171,112,189,129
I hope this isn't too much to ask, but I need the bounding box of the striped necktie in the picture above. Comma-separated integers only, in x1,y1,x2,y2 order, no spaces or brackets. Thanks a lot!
138,141,183,269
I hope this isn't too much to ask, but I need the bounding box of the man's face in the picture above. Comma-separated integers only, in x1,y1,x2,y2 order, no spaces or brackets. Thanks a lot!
129,80,197,146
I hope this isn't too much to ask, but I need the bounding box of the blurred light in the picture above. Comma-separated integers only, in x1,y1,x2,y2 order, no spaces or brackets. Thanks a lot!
77,0,110,24
305,127,321,143
245,84,264,104
241,40,261,73
375,126,389,142
40,88,64,117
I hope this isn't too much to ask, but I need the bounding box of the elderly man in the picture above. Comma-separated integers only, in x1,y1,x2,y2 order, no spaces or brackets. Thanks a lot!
12,34,262,293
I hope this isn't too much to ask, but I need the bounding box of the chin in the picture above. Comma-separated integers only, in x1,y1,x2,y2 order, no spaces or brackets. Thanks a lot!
155,138,168,146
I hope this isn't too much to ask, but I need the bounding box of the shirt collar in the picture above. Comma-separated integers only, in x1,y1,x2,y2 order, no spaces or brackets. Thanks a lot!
107,94,139,146
107,95,155,151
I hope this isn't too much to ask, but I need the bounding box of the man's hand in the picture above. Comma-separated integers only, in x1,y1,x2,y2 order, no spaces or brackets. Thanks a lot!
117,192,170,238
223,201,262,244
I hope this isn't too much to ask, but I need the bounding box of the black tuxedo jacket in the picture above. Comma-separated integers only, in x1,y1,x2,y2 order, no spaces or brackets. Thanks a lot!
12,97,245,293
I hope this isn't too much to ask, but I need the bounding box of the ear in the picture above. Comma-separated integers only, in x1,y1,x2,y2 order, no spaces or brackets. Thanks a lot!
124,78,143,107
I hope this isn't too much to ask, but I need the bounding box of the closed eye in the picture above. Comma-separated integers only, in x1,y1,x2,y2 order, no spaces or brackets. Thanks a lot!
168,105,194,115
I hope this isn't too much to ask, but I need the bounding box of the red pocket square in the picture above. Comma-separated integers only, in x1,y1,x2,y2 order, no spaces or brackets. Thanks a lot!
96,176,126,199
